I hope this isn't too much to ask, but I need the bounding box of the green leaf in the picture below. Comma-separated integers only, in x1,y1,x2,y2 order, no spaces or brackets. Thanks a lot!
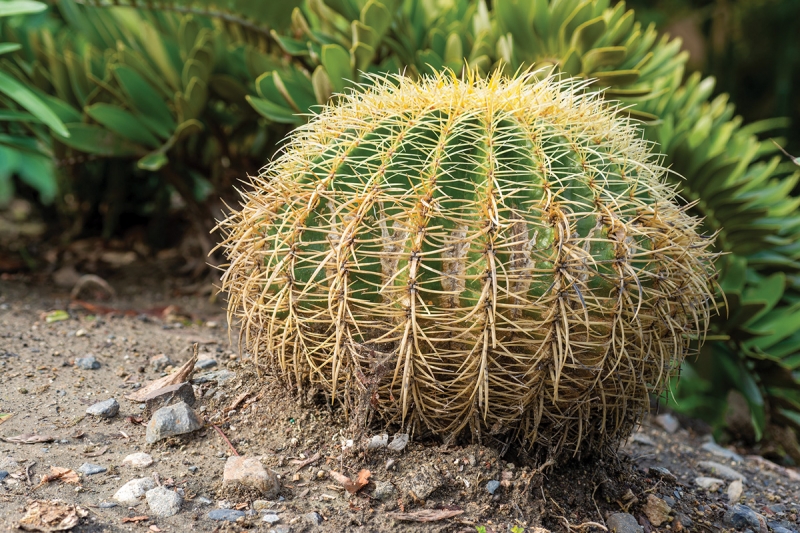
246,95,302,124
137,150,168,171
0,70,69,137
0,43,21,55
311,65,333,104
0,0,46,17
85,103,161,148
54,123,142,157
112,65,176,139
321,44,351,94
45,310,69,323
360,0,392,38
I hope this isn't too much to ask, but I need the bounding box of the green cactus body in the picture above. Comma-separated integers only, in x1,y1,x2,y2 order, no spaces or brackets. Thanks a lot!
220,71,716,459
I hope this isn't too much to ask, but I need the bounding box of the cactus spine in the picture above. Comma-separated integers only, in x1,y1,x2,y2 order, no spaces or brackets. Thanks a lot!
219,71,716,459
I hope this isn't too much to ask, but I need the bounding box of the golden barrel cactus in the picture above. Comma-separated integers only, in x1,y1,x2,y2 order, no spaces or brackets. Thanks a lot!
219,71,716,459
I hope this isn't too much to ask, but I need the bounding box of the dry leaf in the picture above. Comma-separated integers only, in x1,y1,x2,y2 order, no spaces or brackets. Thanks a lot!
36,467,80,488
126,348,197,402
82,446,109,458
387,509,464,522
121,515,149,523
2,434,55,444
329,469,371,494
16,499,87,531
0,413,13,425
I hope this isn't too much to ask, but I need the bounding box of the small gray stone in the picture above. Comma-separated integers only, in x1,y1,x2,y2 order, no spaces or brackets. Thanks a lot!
304,512,323,526
223,456,280,498
78,463,107,475
404,464,442,500
75,356,100,370
146,486,183,517
0,471,8,481
724,505,766,531
606,513,644,533
97,502,117,509
195,497,213,506
648,466,677,483
142,382,195,415
630,433,655,446
771,526,797,533
372,480,395,501
272,526,291,533
150,354,172,372
122,452,153,468
86,398,119,418
263,514,281,524
654,413,680,434
114,478,156,505
195,359,218,370
367,434,388,450
486,480,501,495
697,461,747,483
145,401,203,443
193,369,235,384
208,509,245,522
387,433,409,452
702,441,744,462
644,494,671,527
188,466,198,473
695,476,725,491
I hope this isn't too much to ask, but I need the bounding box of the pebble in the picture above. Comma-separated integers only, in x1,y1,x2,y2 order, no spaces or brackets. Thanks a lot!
195,497,213,506
150,354,172,372
75,329,87,337
122,452,154,468
728,479,744,503
188,466,198,473
771,526,797,533
702,441,744,462
263,514,280,524
648,466,677,483
75,356,100,370
146,486,183,517
114,478,156,505
387,433,409,452
78,463,107,475
486,480,501,495
372,480,395,501
385,458,396,470
208,509,245,522
195,359,218,370
193,369,235,384
644,494,671,527
142,382,196,414
696,461,746,482
606,513,643,533
724,504,768,532
272,526,291,533
367,434,388,450
0,471,8,481
655,413,680,434
304,512,323,526
86,398,119,418
97,502,117,509
223,456,280,498
404,464,442,500
695,477,725,491
630,433,655,446
145,401,203,443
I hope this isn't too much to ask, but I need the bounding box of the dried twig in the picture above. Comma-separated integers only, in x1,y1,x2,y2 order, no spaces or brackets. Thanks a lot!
212,424,239,456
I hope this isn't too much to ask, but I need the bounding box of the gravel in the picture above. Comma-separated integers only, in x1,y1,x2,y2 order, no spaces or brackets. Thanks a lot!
208,509,245,522
77,463,107,475
75,356,100,370
86,398,119,418
146,486,183,517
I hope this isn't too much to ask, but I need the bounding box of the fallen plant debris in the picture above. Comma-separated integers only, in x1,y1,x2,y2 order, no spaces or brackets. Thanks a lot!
2,434,55,444
82,446,108,457
126,346,198,402
0,413,12,425
386,509,464,522
15,500,87,532
291,451,321,472
329,469,371,494
34,468,80,489
121,516,149,523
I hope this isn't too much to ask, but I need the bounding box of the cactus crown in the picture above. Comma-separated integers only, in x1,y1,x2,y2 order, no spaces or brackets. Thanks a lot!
219,70,716,459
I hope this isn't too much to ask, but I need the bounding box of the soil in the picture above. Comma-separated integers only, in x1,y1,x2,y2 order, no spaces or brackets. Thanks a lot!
0,265,799,533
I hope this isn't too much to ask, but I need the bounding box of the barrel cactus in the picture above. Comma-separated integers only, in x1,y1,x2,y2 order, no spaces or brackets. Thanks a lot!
219,71,717,459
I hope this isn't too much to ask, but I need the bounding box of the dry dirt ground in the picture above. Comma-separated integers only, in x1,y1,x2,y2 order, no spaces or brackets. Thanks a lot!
0,267,799,533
